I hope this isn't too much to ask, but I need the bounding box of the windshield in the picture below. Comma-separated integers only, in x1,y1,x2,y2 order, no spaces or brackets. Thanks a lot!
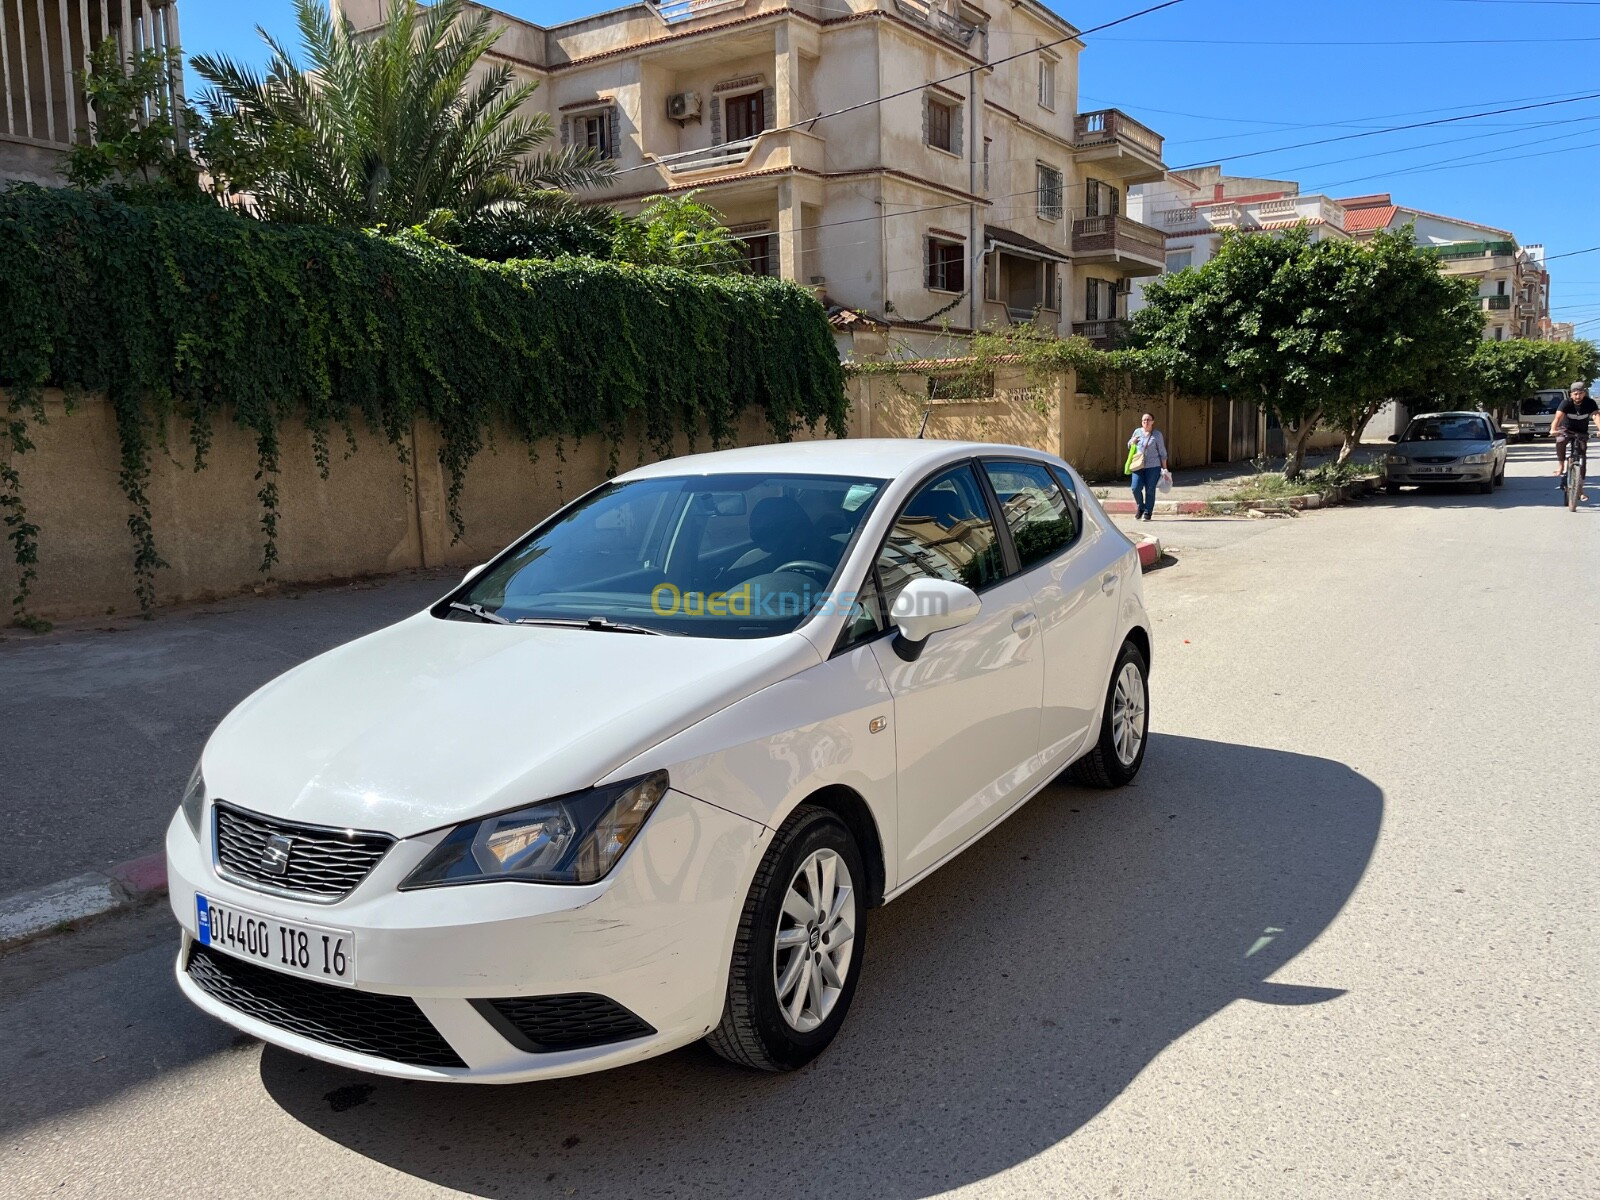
449,473,886,638
1521,392,1563,416
1401,416,1490,442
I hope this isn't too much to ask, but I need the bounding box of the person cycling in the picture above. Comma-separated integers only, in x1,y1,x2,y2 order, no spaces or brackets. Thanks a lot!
1553,380,1598,495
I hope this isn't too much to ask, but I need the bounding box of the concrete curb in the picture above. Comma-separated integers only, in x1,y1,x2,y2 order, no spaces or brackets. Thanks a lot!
0,851,167,953
1101,475,1380,516
1135,535,1162,570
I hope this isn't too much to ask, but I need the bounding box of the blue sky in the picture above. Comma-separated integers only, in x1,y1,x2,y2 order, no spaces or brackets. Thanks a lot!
182,1,1600,330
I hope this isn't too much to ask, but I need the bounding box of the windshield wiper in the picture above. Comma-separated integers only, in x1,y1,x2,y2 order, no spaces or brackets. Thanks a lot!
513,616,665,636
448,601,511,625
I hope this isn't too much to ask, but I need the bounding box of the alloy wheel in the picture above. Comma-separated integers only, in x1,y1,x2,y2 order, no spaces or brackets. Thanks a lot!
1111,661,1146,766
773,848,856,1033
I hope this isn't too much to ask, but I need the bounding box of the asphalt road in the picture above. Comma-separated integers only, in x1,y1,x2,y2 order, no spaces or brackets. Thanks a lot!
0,569,461,893
1,442,1596,1198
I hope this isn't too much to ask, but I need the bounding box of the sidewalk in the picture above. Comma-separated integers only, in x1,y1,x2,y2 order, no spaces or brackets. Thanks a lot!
1089,444,1386,511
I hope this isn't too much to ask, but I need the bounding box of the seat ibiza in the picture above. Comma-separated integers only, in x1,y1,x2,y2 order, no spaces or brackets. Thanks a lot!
168,440,1153,1081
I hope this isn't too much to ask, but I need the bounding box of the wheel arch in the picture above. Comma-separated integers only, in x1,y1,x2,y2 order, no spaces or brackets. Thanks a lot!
792,784,888,908
1123,622,1152,676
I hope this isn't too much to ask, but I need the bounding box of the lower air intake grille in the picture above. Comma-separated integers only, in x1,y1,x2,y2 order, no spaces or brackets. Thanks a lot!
473,994,656,1054
186,943,465,1068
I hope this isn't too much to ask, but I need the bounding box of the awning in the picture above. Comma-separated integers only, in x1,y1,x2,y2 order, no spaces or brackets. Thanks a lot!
984,225,1071,264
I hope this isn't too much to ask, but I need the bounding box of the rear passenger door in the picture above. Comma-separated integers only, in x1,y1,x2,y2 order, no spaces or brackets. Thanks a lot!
979,459,1121,768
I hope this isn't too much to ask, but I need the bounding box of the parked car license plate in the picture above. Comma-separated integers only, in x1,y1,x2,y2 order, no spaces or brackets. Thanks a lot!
196,893,356,986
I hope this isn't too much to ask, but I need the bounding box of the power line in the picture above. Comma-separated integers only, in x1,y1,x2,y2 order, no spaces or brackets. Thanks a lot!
1168,91,1600,170
1098,35,1600,45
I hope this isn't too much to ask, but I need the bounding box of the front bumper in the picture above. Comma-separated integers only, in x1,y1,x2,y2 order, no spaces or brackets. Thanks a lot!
166,789,767,1082
1383,464,1492,485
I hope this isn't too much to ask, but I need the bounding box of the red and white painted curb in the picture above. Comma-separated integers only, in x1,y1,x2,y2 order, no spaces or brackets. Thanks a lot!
1134,535,1162,570
0,851,167,952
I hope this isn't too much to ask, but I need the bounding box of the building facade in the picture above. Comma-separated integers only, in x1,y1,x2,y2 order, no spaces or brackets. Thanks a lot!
1338,194,1551,341
1126,166,1352,315
0,0,183,186
335,0,1168,359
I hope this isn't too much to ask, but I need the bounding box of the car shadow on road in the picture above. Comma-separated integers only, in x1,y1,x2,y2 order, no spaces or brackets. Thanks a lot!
259,734,1381,1200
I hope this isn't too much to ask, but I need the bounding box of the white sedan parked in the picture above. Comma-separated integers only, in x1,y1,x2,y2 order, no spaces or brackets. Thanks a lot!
167,439,1153,1082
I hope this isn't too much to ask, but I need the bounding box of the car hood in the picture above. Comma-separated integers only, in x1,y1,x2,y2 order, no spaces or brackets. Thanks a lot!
1394,439,1492,457
201,613,820,838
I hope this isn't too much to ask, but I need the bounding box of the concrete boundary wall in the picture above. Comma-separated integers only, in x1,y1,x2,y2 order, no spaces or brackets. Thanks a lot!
0,391,823,621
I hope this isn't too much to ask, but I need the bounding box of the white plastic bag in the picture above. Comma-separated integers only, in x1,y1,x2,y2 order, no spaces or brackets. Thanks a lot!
1157,468,1173,494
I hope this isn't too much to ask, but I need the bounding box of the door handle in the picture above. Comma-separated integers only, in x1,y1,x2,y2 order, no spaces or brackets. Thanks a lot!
1101,573,1119,594
1012,612,1038,637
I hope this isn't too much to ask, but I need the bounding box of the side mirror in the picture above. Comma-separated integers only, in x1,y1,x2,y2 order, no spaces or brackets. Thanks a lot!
1387,434,1399,443
462,562,487,585
890,578,981,662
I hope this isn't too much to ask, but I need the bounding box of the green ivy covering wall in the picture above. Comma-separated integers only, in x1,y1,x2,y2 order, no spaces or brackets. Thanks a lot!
0,188,847,617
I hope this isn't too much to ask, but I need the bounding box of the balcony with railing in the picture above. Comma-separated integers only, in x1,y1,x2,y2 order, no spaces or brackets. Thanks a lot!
1,0,183,182
1072,109,1166,184
646,126,825,183
1074,319,1130,349
1072,214,1166,274
892,0,980,48
1483,295,1512,311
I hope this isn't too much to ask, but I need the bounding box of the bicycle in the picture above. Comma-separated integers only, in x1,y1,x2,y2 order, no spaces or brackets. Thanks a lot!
1560,429,1588,512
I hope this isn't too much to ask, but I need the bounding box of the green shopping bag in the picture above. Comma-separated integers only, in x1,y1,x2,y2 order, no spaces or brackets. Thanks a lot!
1124,442,1140,475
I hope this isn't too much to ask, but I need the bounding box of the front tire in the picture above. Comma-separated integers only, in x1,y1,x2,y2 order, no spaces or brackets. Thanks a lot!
1069,641,1150,789
1384,482,1401,495
706,806,866,1072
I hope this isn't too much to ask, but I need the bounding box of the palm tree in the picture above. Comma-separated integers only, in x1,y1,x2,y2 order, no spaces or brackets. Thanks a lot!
191,0,612,227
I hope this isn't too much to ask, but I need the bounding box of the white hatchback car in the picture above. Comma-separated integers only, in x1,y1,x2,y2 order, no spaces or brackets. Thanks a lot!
168,440,1153,1082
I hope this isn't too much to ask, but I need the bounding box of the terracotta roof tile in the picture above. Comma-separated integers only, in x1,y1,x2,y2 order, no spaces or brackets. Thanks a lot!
1342,205,1398,232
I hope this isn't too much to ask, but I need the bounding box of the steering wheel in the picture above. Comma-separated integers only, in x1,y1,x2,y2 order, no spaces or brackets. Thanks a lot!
772,560,834,581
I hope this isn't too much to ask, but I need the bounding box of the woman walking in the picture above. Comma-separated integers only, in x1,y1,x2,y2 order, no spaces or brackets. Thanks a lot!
1127,412,1169,521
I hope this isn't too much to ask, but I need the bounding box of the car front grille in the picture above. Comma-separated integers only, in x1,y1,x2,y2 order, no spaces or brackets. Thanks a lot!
185,943,466,1068
472,994,656,1054
1415,455,1459,464
214,801,393,902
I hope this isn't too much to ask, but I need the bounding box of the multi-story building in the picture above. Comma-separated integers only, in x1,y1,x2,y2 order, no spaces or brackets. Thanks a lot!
335,0,1168,358
1126,166,1352,314
0,1,184,186
1339,194,1551,341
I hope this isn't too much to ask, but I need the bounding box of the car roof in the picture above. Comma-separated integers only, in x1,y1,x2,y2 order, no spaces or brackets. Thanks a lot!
1407,411,1492,422
613,438,1060,482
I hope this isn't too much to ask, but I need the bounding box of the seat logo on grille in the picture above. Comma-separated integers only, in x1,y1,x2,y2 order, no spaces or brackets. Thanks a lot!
261,834,294,876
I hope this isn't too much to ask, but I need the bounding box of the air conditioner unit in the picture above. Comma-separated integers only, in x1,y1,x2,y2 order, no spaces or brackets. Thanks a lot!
666,92,702,122
1115,278,1133,295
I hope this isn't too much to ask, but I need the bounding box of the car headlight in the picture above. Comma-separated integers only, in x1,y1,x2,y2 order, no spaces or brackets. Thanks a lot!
1461,452,1490,465
180,765,206,837
1386,454,1408,465
400,771,668,889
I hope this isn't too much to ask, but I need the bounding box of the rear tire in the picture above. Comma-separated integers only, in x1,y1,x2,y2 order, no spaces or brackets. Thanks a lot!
706,806,867,1072
1068,641,1150,789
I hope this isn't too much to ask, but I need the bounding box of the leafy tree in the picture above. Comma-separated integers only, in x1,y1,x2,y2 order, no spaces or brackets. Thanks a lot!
1463,337,1600,418
190,0,612,226
610,191,746,274
66,38,199,195
1133,228,1352,479
1323,226,1482,463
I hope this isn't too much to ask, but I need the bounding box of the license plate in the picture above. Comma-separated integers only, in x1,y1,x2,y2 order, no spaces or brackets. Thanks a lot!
1414,466,1441,473
196,893,356,987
